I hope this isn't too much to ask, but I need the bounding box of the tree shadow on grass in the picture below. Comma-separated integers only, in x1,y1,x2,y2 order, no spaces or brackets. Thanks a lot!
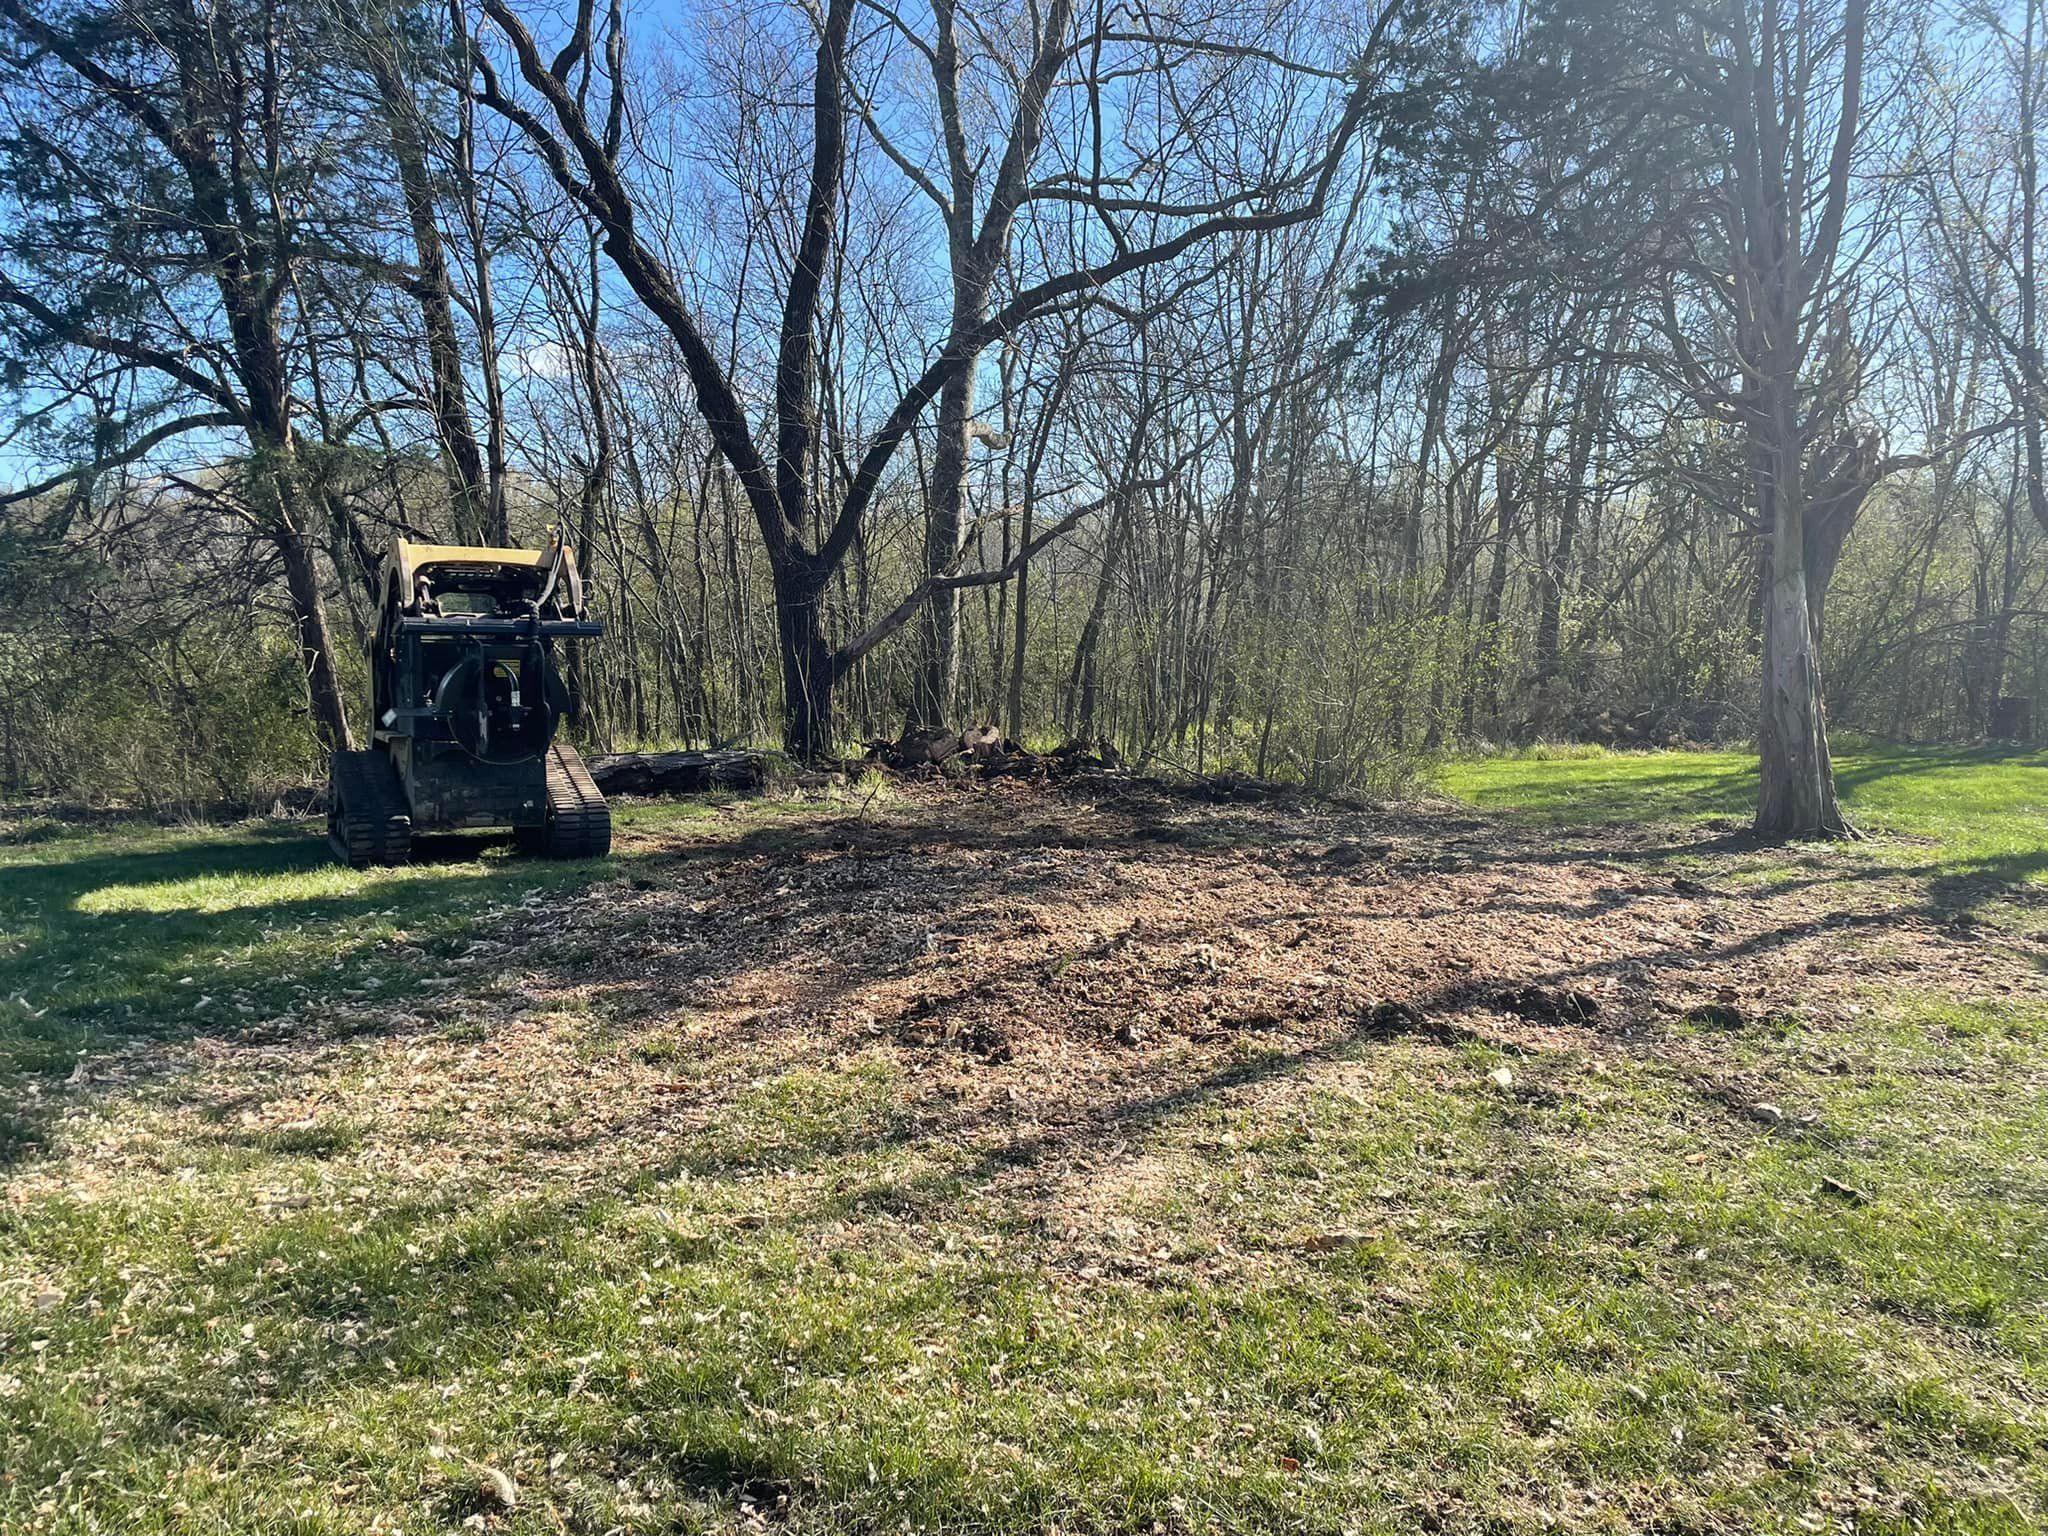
12,786,2048,1531
0,822,645,1166
1455,767,1757,827
0,795,1167,1170
1831,746,2048,795
22,1174,804,1527
1456,746,2048,847
1916,849,2048,953
21,962,1429,1527
1490,798,2048,935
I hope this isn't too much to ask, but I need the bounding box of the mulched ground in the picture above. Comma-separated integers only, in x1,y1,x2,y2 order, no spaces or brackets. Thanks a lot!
22,774,2037,1222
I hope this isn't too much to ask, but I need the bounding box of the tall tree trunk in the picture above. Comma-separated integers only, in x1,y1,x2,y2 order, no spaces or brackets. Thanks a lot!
451,0,511,545
1005,422,1036,743
907,0,1073,730
367,37,488,543
1754,403,1845,837
1535,313,1623,694
1727,0,1864,837
1066,490,1134,741
913,355,976,728
2019,0,2048,545
1463,456,1515,738
270,462,355,753
775,560,835,757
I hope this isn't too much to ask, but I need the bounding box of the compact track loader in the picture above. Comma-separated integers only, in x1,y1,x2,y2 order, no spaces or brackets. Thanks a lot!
326,534,610,866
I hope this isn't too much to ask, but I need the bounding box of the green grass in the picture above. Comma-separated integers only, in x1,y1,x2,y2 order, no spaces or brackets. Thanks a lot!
1439,745,2048,928
0,798,786,1161
0,821,578,1134
1436,743,2048,856
2,761,2045,1534
1437,744,1763,824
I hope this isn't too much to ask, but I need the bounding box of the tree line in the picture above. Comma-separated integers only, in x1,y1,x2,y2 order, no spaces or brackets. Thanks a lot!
0,0,2041,835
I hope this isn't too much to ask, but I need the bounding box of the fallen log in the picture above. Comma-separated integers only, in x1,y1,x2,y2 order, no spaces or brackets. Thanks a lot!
587,749,768,796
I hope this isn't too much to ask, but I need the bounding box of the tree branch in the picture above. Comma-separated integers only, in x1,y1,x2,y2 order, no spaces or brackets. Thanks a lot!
0,411,237,508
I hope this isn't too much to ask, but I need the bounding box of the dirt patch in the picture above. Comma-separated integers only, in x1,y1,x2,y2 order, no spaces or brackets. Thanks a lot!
12,779,2041,1218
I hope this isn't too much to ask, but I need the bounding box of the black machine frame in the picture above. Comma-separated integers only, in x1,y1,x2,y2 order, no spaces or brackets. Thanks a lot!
325,535,612,865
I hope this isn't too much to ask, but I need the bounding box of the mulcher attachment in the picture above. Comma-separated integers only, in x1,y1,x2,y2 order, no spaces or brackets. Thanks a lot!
327,750,413,867
334,536,608,868
514,743,612,859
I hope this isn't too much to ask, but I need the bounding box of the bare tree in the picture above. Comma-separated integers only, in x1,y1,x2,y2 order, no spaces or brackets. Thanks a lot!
466,0,1413,754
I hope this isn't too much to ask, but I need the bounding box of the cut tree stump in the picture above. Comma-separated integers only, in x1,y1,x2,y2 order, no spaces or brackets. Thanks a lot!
587,750,767,796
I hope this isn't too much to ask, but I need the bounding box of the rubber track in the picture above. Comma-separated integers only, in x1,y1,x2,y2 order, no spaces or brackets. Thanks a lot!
327,750,412,867
542,743,611,859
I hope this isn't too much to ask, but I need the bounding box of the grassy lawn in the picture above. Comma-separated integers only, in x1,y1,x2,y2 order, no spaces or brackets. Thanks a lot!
1,761,2045,1534
1437,743,2048,865
1440,744,2048,931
